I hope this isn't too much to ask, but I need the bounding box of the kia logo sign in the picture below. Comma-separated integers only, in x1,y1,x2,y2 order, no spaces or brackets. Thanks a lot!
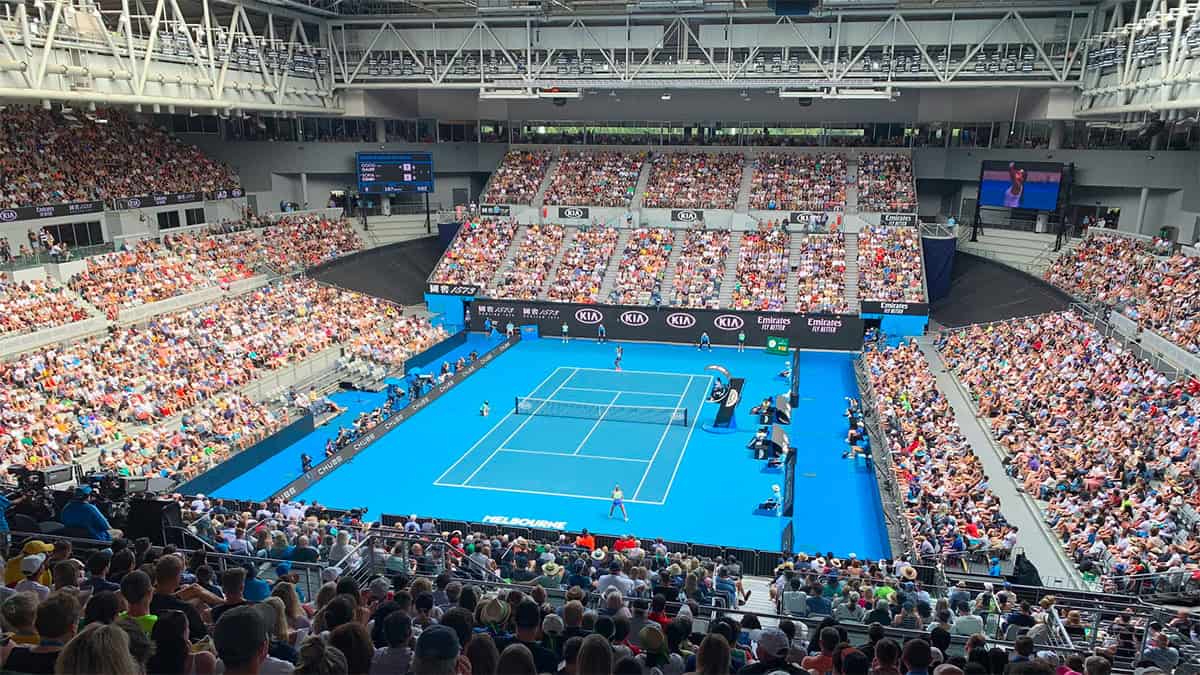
575,308,603,324
620,310,649,327
714,314,745,331
561,207,585,219
677,211,697,222
0,210,16,222
666,312,697,329
127,198,141,208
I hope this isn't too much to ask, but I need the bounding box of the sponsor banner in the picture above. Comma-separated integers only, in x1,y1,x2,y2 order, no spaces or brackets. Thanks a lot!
0,201,105,223
270,335,520,501
112,192,204,211
880,213,918,227
480,204,511,217
469,299,864,350
426,283,480,297
206,188,245,200
671,209,703,223
556,206,590,220
788,211,828,226
860,300,929,316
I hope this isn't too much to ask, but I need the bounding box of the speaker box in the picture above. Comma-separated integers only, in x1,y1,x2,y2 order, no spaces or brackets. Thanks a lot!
126,498,183,546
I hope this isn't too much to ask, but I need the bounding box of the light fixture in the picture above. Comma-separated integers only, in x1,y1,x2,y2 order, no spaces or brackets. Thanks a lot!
660,92,671,100
479,88,538,100
536,89,581,99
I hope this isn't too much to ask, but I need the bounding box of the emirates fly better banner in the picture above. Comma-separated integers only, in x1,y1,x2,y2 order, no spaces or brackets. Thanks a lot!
469,299,864,350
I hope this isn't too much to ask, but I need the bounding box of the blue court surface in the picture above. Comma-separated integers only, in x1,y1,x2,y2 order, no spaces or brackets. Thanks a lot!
216,336,888,556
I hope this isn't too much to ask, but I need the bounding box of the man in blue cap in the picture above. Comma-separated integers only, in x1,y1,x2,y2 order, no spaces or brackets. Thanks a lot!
59,486,114,541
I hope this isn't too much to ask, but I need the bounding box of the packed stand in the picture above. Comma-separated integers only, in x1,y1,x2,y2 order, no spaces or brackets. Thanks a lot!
1044,234,1200,353
259,215,363,274
749,153,848,211
430,218,519,287
0,278,446,474
857,225,926,302
67,233,261,318
863,341,1018,561
857,153,917,212
0,107,239,208
482,150,552,205
10,507,1161,675
642,152,744,209
794,233,849,314
730,225,789,311
541,151,646,207
670,229,731,309
609,228,675,306
938,311,1200,579
0,277,92,337
545,226,620,304
490,224,565,301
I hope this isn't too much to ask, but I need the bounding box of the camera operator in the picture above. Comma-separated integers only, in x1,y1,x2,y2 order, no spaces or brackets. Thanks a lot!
59,486,119,542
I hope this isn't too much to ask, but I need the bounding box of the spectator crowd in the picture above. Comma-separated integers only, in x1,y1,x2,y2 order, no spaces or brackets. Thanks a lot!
857,154,916,213
857,226,926,302
0,107,239,208
1044,234,1200,353
0,278,92,337
938,311,1200,579
546,226,621,304
643,153,744,210
794,234,848,314
430,218,519,288
482,151,553,205
749,154,847,212
0,278,446,480
670,229,731,309
542,152,646,208
491,224,566,301
730,225,790,312
610,228,675,306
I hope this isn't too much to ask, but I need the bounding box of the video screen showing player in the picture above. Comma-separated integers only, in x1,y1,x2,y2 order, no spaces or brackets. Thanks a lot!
978,161,1063,211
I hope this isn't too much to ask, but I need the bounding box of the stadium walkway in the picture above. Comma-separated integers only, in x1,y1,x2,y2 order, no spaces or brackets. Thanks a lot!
915,338,1085,590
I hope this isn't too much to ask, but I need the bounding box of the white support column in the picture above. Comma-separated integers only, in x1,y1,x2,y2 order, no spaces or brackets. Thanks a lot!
300,172,309,207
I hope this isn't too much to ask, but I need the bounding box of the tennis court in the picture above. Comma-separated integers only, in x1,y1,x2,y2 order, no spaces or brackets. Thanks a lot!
434,367,712,504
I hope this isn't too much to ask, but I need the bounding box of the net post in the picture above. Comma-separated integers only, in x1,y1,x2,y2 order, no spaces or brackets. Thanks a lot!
514,395,520,415
682,408,688,427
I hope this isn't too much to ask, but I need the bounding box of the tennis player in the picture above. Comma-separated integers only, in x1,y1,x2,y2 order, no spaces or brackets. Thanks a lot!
609,484,628,521
480,400,490,417
698,331,711,351
614,345,623,371
1003,162,1026,208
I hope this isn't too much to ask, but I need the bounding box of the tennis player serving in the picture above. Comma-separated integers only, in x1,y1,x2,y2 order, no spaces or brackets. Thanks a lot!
609,484,628,521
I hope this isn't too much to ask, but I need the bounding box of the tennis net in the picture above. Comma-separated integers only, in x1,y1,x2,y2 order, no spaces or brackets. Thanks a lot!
513,396,688,427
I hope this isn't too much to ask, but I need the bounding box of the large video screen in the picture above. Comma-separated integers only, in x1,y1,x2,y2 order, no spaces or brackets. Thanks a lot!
978,160,1063,211
356,152,435,194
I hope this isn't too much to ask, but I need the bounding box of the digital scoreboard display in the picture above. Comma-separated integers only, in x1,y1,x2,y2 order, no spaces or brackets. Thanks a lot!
356,152,435,194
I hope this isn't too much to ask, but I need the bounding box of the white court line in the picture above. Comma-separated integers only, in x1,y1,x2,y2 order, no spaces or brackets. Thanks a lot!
571,367,698,378
459,367,579,485
433,366,565,484
433,481,660,505
654,375,715,505
499,448,650,463
559,386,682,398
632,375,693,501
572,391,621,455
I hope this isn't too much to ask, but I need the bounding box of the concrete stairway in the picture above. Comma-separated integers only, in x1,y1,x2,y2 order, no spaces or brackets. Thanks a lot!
364,215,432,246
718,234,743,308
488,225,530,291
630,160,654,210
956,228,1075,277
843,232,860,312
658,232,688,304
532,156,561,208
785,232,801,307
598,228,633,301
541,226,577,297
734,160,755,214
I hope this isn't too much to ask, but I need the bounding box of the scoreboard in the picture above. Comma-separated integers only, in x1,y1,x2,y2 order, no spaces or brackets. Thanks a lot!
356,152,435,194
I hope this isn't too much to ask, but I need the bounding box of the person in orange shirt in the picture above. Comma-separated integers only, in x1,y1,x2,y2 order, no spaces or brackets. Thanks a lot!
574,529,595,551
